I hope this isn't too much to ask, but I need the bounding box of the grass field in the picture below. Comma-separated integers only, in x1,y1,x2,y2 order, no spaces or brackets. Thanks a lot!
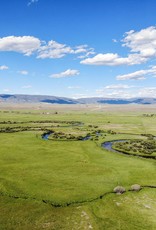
0,104,156,229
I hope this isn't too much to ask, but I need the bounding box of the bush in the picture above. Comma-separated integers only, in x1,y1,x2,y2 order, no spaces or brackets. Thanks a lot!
131,184,141,191
113,186,126,194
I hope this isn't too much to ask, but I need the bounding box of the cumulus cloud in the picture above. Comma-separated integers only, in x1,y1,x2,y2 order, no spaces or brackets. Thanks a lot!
0,35,94,59
117,65,156,80
122,26,156,58
50,69,80,78
80,52,146,66
1,26,156,64
81,53,119,65
18,70,28,75
81,26,156,66
37,40,74,59
37,42,95,59
80,52,146,65
0,65,9,70
0,36,41,56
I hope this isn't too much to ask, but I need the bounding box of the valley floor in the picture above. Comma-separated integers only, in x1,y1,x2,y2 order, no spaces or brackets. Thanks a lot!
0,104,156,229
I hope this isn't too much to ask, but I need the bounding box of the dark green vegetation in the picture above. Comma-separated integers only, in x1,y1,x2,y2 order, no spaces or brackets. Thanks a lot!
113,139,156,158
0,107,156,229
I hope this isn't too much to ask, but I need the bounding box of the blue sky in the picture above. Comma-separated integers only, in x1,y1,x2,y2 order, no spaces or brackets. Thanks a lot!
1,0,156,98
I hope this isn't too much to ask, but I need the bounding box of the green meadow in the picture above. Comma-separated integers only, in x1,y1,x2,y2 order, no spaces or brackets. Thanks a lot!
0,106,156,229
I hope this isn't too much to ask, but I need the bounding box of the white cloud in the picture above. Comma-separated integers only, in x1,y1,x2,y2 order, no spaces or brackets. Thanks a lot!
96,85,156,98
0,36,94,59
106,91,132,98
104,84,134,89
80,52,146,66
71,86,156,99
137,87,156,97
0,36,41,56
117,65,156,80
37,41,95,59
68,86,81,89
96,89,132,98
74,45,95,59
77,51,95,59
0,65,9,70
37,40,74,59
28,0,39,6
22,85,32,89
2,26,156,64
112,39,118,43
96,84,135,98
3,88,12,93
81,53,120,65
72,93,88,99
81,26,156,66
74,45,89,54
122,26,156,58
50,69,80,78
18,70,28,75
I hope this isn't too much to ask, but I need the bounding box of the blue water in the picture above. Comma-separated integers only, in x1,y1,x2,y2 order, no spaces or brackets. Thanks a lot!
101,140,126,152
42,132,53,140
42,133,50,140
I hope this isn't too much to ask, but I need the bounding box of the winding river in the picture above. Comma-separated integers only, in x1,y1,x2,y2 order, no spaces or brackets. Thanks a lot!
101,140,156,159
101,140,125,153
42,133,156,159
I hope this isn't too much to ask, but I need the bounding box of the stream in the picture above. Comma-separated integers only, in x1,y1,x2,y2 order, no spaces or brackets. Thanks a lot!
101,140,126,153
42,133,156,159
101,140,156,159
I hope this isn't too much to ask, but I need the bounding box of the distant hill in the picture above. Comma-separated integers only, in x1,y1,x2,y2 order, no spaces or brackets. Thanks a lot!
0,94,78,104
78,97,156,104
0,94,156,104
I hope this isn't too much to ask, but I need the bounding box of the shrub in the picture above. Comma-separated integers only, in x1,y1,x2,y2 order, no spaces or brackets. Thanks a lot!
113,186,126,194
131,184,141,191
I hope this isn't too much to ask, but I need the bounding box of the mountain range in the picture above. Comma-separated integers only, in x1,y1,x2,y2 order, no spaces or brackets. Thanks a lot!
0,94,156,104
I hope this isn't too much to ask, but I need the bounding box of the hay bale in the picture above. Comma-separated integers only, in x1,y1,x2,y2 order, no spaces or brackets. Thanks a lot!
113,186,126,194
131,184,141,191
